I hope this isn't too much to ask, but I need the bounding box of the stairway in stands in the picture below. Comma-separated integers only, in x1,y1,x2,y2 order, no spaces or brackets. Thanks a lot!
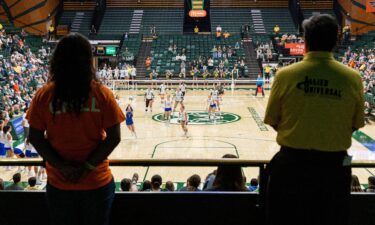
129,10,144,34
243,41,261,80
135,40,152,78
250,9,266,34
70,12,85,32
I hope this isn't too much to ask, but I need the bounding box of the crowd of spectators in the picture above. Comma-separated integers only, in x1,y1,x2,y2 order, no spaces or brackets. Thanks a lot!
0,27,50,121
146,40,246,80
1,154,260,192
341,46,375,120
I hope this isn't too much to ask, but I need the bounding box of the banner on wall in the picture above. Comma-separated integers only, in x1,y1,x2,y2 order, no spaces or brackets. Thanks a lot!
189,0,207,17
285,43,305,55
366,0,375,12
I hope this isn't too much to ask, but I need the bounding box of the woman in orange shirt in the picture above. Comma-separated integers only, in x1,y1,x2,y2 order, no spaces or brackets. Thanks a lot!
27,34,125,225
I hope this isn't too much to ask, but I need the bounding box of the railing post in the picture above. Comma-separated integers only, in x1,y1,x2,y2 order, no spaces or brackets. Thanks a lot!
258,163,268,225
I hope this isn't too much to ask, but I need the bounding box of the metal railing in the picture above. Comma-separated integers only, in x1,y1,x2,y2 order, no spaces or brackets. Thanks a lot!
1,158,375,168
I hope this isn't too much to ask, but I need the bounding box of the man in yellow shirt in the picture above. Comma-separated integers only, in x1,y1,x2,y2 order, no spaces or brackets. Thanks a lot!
273,25,280,34
264,14,364,225
194,26,199,34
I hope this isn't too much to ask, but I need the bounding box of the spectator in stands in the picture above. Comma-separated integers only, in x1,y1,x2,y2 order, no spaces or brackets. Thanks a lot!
203,170,216,190
273,25,280,34
150,70,158,80
235,41,240,50
25,177,39,191
165,181,175,192
150,174,163,192
205,154,248,192
239,58,245,77
264,14,364,225
179,174,201,191
120,178,132,191
351,175,363,192
223,31,230,39
48,24,55,41
216,25,222,33
141,180,152,191
216,30,221,40
194,26,199,34
0,178,3,190
145,57,151,69
90,25,97,35
366,176,375,192
27,33,124,225
248,178,258,192
5,173,24,190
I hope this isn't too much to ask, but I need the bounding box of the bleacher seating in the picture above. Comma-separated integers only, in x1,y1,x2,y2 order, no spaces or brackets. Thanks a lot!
261,8,296,33
149,34,246,76
300,0,333,9
211,9,252,33
141,9,184,35
211,0,288,8
99,9,133,39
121,35,142,60
63,1,96,11
107,0,184,8
58,11,94,37
303,9,335,19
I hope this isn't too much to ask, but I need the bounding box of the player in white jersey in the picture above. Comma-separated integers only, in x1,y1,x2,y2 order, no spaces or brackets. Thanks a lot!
25,138,39,177
211,86,221,112
159,83,167,104
173,88,184,113
120,67,126,79
0,120,5,158
179,82,187,97
206,95,217,121
106,67,112,79
179,105,188,137
164,95,173,122
114,67,120,79
144,87,155,112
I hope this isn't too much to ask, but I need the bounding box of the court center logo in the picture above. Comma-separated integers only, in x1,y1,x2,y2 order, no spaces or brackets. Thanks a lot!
152,111,241,125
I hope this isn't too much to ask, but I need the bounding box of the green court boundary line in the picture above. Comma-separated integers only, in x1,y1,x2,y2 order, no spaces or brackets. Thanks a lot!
142,139,239,182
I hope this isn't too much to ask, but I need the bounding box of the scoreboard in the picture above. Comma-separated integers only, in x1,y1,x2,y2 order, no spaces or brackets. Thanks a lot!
94,45,118,56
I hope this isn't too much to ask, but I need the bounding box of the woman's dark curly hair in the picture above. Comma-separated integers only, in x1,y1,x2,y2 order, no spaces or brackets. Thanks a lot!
49,33,96,115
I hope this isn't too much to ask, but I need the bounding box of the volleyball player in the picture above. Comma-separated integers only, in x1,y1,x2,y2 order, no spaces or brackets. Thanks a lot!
207,95,217,121
125,104,137,137
4,125,13,169
179,82,187,97
4,125,25,171
179,105,188,137
144,87,155,112
211,85,221,113
24,138,41,179
173,87,184,113
159,82,166,104
164,95,173,122
0,120,5,160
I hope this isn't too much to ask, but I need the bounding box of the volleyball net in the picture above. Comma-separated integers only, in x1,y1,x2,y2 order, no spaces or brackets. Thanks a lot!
102,79,274,91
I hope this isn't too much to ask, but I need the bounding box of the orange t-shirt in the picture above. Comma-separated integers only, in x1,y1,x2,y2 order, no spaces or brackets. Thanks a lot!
26,80,125,190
